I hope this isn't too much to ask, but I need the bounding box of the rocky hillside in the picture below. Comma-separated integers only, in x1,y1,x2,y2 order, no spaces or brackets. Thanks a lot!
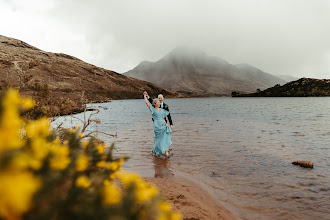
232,78,330,97
123,47,286,96
0,35,174,117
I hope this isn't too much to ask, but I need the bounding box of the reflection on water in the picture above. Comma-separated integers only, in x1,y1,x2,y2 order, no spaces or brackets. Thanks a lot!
152,156,174,178
52,97,330,220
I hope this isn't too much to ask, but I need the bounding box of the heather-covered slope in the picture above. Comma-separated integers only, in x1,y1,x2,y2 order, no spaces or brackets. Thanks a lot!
0,35,174,117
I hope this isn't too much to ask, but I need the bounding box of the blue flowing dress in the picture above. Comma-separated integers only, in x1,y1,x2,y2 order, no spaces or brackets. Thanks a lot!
149,105,172,155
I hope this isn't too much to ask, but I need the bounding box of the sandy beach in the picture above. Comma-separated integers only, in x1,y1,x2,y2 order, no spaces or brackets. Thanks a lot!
145,176,236,220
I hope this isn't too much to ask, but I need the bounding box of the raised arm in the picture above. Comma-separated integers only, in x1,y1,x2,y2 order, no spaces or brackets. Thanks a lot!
144,93,150,108
144,91,153,105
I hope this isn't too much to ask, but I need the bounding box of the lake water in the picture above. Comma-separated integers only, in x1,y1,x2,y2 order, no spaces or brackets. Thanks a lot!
52,97,330,220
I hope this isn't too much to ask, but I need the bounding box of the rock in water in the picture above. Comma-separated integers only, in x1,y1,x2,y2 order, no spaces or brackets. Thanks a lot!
292,161,314,168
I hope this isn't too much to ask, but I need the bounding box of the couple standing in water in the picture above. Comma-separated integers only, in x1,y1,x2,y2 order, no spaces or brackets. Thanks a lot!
143,91,173,157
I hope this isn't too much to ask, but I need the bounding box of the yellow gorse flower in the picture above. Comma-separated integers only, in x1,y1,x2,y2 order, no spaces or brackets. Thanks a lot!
25,117,51,138
0,171,41,220
158,201,172,212
49,144,71,170
96,160,107,168
21,97,34,109
103,180,121,205
53,138,60,144
158,212,182,220
69,128,77,133
76,175,91,188
30,138,49,160
117,171,140,186
9,152,31,170
107,158,124,171
117,171,159,203
96,145,105,154
109,172,117,180
82,141,88,149
0,90,25,152
76,154,89,172
135,181,159,203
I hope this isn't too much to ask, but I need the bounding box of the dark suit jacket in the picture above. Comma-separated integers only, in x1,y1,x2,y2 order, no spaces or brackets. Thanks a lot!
148,97,173,126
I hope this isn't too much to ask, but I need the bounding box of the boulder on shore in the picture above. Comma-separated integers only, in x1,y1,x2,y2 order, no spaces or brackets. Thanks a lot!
292,161,313,169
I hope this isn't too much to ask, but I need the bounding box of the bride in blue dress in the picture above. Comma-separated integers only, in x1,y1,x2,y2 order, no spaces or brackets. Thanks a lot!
144,93,172,157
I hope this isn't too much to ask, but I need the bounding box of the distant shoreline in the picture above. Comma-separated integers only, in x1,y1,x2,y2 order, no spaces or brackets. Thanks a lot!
231,78,330,97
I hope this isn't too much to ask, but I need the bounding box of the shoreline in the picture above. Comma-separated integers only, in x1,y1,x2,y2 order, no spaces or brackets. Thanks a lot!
144,175,236,220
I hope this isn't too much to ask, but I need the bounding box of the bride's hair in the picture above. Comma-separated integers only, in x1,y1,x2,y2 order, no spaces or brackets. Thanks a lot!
152,98,159,107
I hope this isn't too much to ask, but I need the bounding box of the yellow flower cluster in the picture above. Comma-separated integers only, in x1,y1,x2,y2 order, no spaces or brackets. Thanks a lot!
102,180,121,205
76,154,88,172
0,90,41,219
76,175,91,188
49,143,71,170
0,171,41,220
117,171,159,203
0,89,181,220
115,171,181,220
96,144,106,154
0,90,30,152
107,158,124,172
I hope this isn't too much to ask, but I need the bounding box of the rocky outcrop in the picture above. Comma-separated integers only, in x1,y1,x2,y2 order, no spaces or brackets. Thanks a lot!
232,78,330,97
292,161,314,169
0,35,175,117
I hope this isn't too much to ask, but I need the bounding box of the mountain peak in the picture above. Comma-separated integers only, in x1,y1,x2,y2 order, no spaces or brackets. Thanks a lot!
170,46,205,55
163,46,206,60
124,47,285,96
236,63,253,68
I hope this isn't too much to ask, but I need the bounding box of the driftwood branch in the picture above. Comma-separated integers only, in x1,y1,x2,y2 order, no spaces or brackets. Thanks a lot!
81,106,100,133
68,105,117,139
82,131,117,139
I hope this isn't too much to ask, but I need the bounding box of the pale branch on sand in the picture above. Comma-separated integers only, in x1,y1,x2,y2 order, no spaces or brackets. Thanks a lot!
81,131,117,139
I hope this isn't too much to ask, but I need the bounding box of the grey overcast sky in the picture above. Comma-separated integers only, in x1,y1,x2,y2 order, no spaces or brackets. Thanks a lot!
1,0,330,78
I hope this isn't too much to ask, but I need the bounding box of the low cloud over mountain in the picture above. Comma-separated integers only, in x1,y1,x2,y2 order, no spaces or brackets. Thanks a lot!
124,47,286,96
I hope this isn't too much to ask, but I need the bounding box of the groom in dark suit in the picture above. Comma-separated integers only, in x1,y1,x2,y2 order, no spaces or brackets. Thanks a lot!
144,91,173,131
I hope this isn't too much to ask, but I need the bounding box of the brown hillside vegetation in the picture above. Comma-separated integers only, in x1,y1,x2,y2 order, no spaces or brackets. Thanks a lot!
0,35,175,118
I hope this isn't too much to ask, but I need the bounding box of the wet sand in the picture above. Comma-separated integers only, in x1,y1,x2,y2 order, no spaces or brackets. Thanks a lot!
146,176,236,220
143,156,236,220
